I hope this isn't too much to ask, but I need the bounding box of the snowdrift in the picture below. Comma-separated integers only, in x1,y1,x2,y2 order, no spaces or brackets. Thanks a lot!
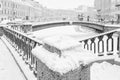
91,61,120,80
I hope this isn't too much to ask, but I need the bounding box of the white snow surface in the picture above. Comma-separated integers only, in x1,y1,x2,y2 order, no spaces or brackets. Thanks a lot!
91,61,120,80
30,25,98,41
43,35,81,50
32,44,98,75
0,38,25,80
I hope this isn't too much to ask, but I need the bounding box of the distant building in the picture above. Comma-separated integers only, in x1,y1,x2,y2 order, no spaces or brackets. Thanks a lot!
114,0,120,23
40,8,79,22
94,0,118,22
76,5,97,21
0,0,43,21
94,0,112,14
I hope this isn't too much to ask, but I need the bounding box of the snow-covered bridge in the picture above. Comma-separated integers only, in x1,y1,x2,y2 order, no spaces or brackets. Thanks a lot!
1,22,120,80
31,21,105,32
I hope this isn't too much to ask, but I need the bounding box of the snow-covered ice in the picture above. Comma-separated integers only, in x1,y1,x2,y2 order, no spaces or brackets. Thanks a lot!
0,39,26,80
30,25,98,41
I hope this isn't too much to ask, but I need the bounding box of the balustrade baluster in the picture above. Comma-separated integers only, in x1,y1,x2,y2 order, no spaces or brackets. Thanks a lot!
116,31,120,57
20,36,24,56
23,37,28,62
94,37,99,56
112,33,119,55
25,39,30,64
102,35,108,56
98,36,104,56
31,42,37,70
16,34,19,51
17,35,21,53
28,40,33,70
106,33,114,55
84,40,89,50
90,38,95,53
13,32,16,47
14,33,18,49
88,39,91,51
19,35,23,55
33,57,37,77
22,37,27,60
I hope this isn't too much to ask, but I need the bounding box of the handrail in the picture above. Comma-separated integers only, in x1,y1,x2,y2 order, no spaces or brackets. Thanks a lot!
79,28,120,56
79,29,120,41
4,27,42,45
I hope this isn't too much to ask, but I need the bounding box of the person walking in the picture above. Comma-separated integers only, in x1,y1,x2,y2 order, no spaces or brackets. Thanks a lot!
87,16,90,22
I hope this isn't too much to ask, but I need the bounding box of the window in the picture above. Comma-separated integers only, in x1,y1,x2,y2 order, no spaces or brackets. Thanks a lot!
8,2,9,7
1,10,3,14
4,9,6,14
7,10,9,14
4,1,6,7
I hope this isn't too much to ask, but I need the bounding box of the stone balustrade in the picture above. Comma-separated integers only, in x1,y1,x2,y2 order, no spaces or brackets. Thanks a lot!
2,26,120,78
80,29,120,56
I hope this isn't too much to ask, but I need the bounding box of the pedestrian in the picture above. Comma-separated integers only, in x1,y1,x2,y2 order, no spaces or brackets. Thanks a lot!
111,19,114,24
87,16,90,22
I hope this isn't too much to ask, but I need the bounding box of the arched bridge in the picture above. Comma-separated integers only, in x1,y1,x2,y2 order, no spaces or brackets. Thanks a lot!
32,21,105,32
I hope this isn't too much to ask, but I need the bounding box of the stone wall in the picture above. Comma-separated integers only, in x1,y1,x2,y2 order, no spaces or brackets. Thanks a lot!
35,52,120,80
36,57,91,80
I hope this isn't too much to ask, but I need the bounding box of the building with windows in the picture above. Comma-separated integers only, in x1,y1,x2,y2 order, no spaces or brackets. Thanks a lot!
76,5,97,21
94,0,118,22
114,0,120,23
39,8,79,22
0,0,43,21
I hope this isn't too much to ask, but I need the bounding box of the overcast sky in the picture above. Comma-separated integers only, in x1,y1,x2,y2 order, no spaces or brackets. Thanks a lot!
35,0,95,9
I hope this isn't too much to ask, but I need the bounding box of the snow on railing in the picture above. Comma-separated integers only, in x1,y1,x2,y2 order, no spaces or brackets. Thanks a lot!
2,26,120,78
3,27,42,77
79,29,120,56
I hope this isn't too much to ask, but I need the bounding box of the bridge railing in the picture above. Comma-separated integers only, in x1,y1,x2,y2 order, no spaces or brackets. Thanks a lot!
80,29,120,56
2,26,120,78
3,27,42,77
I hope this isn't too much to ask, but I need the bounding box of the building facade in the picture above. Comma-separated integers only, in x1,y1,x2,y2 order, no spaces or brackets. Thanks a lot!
0,0,43,21
39,8,79,22
94,0,118,22
76,5,97,21
114,0,120,23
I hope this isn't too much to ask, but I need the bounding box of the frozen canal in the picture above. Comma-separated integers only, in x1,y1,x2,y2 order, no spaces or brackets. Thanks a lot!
0,39,26,80
29,25,99,41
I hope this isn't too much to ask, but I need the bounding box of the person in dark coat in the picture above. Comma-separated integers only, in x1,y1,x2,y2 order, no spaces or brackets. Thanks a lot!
87,16,90,21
